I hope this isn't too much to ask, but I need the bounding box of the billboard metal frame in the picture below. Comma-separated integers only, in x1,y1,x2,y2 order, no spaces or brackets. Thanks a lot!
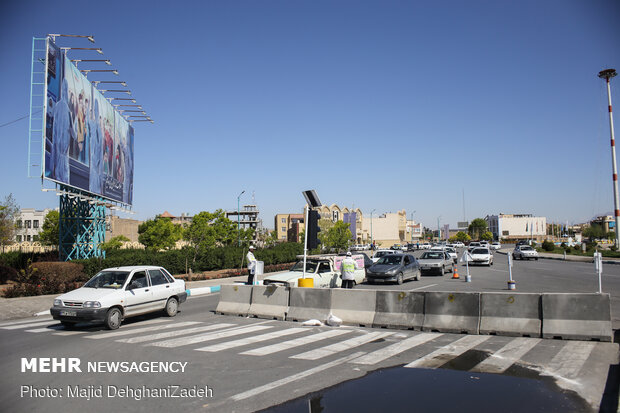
27,37,48,179
59,185,106,260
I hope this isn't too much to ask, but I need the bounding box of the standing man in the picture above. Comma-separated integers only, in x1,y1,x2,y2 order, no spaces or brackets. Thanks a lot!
340,251,358,289
246,245,257,285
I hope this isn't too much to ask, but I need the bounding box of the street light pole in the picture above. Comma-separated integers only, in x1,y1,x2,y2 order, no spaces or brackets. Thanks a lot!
411,210,416,243
599,69,619,248
237,190,245,246
371,209,376,247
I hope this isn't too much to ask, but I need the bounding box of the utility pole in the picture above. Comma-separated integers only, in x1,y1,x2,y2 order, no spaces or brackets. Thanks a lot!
371,209,376,247
237,190,245,246
599,69,619,248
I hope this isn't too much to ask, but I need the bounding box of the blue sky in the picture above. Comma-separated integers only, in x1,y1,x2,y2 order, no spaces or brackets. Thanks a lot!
0,0,619,230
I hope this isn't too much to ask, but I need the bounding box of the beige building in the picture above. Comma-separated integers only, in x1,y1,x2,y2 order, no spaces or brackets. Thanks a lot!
106,215,142,243
14,208,55,243
274,213,305,242
486,214,547,241
361,210,408,247
591,215,615,233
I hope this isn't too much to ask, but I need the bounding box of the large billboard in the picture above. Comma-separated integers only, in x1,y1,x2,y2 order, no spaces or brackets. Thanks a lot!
44,40,134,205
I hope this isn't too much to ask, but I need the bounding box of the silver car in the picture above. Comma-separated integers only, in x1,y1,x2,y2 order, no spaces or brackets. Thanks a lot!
366,254,421,285
418,250,453,276
513,245,539,260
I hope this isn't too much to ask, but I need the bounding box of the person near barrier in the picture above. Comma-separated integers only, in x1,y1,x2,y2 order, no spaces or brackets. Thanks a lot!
246,245,257,285
340,251,358,289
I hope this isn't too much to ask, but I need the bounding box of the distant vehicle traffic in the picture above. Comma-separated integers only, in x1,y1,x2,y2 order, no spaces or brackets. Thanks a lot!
513,245,539,260
263,255,366,287
366,253,421,284
490,242,501,250
469,247,493,266
468,242,481,251
453,241,465,248
50,266,187,330
371,249,400,263
418,250,453,275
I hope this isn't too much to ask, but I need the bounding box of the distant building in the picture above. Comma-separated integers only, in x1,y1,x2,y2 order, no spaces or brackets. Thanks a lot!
591,215,615,233
14,208,55,242
360,210,408,247
106,215,142,243
274,213,305,242
486,214,547,241
226,204,262,243
160,211,193,227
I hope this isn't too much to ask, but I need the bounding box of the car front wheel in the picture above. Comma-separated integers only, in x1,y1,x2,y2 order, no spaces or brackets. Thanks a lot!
104,307,122,330
165,297,179,317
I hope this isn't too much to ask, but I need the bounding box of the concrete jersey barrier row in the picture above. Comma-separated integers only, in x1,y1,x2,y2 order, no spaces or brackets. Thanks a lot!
216,285,613,341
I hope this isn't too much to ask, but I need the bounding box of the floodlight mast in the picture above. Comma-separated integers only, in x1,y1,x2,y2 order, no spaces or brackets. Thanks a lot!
599,68,619,248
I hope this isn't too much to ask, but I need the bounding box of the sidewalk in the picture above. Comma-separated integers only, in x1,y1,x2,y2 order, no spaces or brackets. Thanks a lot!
0,273,258,322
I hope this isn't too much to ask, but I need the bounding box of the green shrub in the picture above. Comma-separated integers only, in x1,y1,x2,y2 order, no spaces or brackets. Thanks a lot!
542,240,555,252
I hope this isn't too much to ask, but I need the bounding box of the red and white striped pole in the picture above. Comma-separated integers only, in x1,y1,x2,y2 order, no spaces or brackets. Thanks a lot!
599,69,619,247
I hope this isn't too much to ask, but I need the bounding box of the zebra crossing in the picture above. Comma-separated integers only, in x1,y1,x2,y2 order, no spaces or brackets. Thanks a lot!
0,314,615,387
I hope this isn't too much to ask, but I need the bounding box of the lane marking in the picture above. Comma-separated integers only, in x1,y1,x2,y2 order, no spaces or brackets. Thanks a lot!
230,351,366,401
195,328,307,352
240,330,352,356
85,321,202,339
471,337,541,373
404,335,491,369
291,331,394,360
149,324,273,348
26,325,66,333
53,330,88,336
543,341,596,379
0,317,53,327
1,320,60,330
117,323,234,344
488,269,508,273
408,284,437,291
352,333,442,365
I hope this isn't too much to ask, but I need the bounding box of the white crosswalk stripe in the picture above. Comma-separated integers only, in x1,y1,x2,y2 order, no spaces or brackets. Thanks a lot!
291,331,394,360
405,335,491,369
148,325,274,348
26,325,66,333
543,341,596,379
85,321,202,339
195,327,307,352
240,329,352,356
117,323,235,344
1,320,60,330
351,332,441,365
0,317,53,327
472,337,541,374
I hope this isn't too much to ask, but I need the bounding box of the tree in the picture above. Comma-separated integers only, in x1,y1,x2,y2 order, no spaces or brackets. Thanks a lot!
454,231,471,242
480,231,494,241
322,221,352,252
184,210,248,260
583,224,605,241
100,235,130,251
138,217,183,250
468,218,488,240
0,194,19,252
39,210,59,246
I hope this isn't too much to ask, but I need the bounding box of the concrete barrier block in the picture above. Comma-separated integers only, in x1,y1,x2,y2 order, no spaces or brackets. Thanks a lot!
542,293,613,342
479,293,541,337
248,285,290,320
286,288,332,322
422,292,480,334
373,291,425,330
215,284,253,316
331,289,377,327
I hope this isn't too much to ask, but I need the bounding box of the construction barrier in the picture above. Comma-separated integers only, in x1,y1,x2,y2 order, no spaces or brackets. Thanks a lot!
331,289,377,327
423,292,480,334
541,293,613,342
215,284,253,316
373,291,425,330
286,288,332,322
479,293,541,337
248,285,290,320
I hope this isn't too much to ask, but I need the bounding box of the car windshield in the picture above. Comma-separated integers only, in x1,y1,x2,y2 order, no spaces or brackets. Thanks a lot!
83,271,130,289
375,251,391,258
520,246,534,251
376,256,402,265
290,261,319,272
421,252,443,259
472,248,490,254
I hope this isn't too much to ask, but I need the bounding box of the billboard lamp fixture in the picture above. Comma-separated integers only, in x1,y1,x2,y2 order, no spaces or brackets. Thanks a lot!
61,47,104,55
81,69,118,75
114,104,142,108
99,90,131,95
92,81,128,87
109,98,136,102
71,59,111,65
49,34,95,43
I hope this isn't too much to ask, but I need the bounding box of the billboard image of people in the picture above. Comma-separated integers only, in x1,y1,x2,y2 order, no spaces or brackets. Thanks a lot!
44,38,134,206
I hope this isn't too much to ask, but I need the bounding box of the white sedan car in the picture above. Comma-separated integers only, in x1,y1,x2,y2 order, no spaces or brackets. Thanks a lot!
50,266,187,330
453,241,465,248
490,242,502,250
470,247,493,266
513,245,539,260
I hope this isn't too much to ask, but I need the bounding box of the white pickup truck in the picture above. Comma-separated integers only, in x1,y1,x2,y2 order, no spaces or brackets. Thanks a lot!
262,254,366,288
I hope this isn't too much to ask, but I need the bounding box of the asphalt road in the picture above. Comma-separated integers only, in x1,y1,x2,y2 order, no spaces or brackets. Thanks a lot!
1,291,619,413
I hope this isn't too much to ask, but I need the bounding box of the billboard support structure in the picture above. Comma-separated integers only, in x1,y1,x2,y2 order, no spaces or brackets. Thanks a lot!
59,185,106,261
28,37,48,179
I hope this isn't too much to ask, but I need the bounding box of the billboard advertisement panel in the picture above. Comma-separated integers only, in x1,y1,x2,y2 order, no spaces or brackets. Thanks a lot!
44,40,133,205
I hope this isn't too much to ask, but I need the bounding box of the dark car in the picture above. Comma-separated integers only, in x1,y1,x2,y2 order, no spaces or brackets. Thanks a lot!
366,253,421,285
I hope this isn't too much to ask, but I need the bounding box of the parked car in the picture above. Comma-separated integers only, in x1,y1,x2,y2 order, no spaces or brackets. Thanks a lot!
371,249,400,263
490,242,501,250
513,245,539,260
418,250,453,275
366,254,421,285
469,247,493,266
453,241,465,248
50,266,187,330
263,255,366,287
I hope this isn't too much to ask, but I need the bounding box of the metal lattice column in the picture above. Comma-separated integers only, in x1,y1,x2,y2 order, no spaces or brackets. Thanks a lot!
59,187,106,261
28,37,48,179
